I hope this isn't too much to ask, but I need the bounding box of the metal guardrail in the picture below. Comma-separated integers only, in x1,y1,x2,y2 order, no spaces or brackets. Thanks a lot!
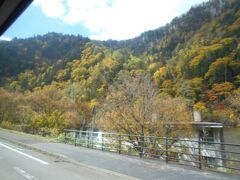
63,129,240,174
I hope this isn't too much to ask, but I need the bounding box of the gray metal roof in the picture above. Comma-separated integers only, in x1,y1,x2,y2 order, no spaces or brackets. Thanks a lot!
191,122,223,128
164,121,223,128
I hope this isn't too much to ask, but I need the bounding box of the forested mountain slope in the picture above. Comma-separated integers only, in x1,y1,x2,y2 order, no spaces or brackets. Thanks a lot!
0,33,90,80
0,0,239,135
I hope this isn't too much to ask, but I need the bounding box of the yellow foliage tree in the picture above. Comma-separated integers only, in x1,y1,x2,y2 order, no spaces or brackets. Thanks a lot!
102,75,192,137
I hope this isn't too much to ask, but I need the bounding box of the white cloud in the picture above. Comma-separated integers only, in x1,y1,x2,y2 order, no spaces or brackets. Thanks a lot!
34,0,208,40
0,36,12,41
34,0,66,18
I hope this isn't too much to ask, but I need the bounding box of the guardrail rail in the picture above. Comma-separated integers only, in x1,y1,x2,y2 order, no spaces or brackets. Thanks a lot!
63,129,240,174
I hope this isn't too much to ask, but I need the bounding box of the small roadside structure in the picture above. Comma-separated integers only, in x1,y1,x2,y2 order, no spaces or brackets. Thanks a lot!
191,110,225,168
188,121,225,168
163,120,225,168
164,110,226,168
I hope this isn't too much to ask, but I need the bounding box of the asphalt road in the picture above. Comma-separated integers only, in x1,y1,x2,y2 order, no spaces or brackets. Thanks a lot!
0,140,137,180
0,128,239,180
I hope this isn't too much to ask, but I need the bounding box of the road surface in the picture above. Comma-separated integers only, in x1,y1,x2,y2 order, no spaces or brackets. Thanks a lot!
0,128,239,180
0,140,137,180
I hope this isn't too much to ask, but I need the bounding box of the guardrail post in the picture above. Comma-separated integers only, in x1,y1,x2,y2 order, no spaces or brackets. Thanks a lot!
74,131,77,146
118,135,122,154
101,134,104,151
165,137,168,163
139,135,144,158
198,136,202,169
91,131,94,149
142,136,145,158
64,130,67,144
220,128,226,167
79,131,81,146
87,131,90,148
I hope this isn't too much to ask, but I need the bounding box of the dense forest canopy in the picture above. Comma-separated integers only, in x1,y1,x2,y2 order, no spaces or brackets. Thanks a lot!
0,0,239,135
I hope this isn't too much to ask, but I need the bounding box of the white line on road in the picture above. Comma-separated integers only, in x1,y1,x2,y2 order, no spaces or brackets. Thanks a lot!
14,167,34,180
3,142,24,151
0,142,48,165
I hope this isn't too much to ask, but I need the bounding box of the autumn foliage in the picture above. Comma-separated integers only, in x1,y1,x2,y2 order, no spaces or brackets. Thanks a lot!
0,0,240,135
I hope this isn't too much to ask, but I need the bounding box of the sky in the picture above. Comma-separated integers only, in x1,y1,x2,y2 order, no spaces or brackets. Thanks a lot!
1,0,209,41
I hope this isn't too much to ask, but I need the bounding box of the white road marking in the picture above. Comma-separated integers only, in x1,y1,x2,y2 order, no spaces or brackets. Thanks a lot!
14,167,34,180
2,142,24,151
0,142,48,165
